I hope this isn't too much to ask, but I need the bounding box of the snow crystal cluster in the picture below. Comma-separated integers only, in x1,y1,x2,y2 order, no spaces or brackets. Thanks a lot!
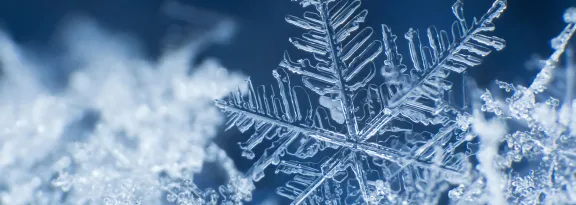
0,8,246,205
467,7,576,205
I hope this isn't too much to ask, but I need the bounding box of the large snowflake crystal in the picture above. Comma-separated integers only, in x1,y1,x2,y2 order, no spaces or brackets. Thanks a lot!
216,0,507,204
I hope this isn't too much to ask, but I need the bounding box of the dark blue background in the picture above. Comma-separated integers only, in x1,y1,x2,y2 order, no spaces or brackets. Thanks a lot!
1,0,573,86
0,0,573,204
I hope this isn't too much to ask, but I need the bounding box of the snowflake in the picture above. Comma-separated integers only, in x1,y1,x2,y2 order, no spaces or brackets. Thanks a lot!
216,0,507,204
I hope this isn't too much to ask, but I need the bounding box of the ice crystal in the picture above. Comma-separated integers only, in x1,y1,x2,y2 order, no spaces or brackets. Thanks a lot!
460,7,576,205
216,0,507,204
0,7,245,205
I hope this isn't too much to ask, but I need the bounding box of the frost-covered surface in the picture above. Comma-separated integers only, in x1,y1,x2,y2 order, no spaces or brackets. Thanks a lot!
0,14,246,205
216,0,509,204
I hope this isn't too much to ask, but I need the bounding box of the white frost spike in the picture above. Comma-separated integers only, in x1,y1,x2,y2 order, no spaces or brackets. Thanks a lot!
531,8,576,93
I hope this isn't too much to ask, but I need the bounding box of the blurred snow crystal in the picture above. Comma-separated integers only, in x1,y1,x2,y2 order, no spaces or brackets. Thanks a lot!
0,4,245,205
465,8,576,205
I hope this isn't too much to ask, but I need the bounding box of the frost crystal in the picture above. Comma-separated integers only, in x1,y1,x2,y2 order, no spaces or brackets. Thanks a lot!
466,7,576,205
216,0,507,204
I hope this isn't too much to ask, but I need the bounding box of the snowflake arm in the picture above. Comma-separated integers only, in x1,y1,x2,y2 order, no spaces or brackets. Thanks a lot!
529,13,576,93
361,0,506,137
282,0,384,139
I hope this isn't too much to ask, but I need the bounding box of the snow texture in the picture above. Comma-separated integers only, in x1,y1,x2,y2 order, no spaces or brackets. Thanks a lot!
0,8,246,205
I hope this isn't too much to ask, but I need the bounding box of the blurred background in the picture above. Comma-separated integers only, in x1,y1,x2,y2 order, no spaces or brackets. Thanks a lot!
0,0,574,204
